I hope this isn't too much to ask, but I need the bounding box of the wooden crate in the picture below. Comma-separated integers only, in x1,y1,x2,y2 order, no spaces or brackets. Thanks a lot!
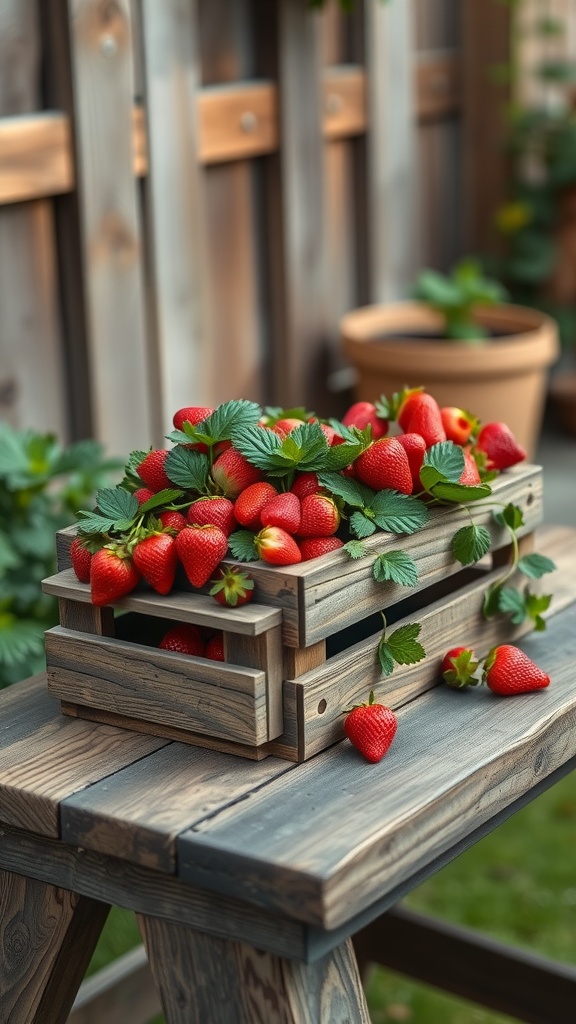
43,464,544,761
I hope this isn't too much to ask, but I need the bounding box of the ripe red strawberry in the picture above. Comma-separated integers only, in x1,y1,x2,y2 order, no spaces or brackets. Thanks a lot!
344,691,398,763
137,449,171,491
187,496,236,536
483,644,550,696
354,437,413,494
160,624,204,657
132,532,178,595
209,566,254,607
298,493,340,537
459,451,481,485
261,492,301,533
172,406,213,431
211,448,264,499
299,536,344,560
440,407,476,446
254,526,302,565
158,510,187,534
134,487,155,505
396,387,425,431
90,547,140,606
234,481,279,530
271,417,304,436
476,422,526,470
290,472,321,500
441,646,480,688
70,536,93,583
205,633,225,661
176,524,229,588
402,393,446,448
341,401,388,440
395,432,426,492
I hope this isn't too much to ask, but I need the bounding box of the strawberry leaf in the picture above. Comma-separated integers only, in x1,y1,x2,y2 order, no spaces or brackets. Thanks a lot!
95,487,139,521
369,491,430,534
227,530,259,562
343,539,368,559
429,480,492,503
317,473,374,508
451,524,492,565
422,441,465,484
483,582,503,618
373,551,419,587
165,448,210,493
323,441,365,471
379,621,426,676
350,510,377,539
497,586,528,624
76,511,119,534
494,502,524,531
517,552,556,578
524,589,552,631
138,488,184,512
378,641,396,677
232,422,329,475
201,400,261,443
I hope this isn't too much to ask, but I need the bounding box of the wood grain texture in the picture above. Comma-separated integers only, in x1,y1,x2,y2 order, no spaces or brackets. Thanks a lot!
0,825,308,962
45,626,273,745
225,624,284,738
0,869,109,1024
0,111,72,204
60,741,290,872
58,597,114,635
179,599,576,929
69,945,161,1024
138,916,370,1024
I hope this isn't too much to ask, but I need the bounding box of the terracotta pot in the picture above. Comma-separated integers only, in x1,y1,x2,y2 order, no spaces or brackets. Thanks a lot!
340,301,559,459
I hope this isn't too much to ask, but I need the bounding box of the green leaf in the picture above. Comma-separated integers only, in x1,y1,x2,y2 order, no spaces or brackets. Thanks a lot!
451,524,492,565
497,587,528,624
483,582,503,618
495,503,524,531
377,640,396,677
379,622,426,676
0,617,45,667
95,487,139,522
232,422,329,475
373,551,419,587
524,589,552,631
0,423,31,479
350,510,377,539
369,490,430,534
343,539,367,560
0,534,20,572
138,489,184,513
317,473,374,508
422,441,465,483
165,447,210,493
202,400,262,443
430,480,492,503
323,441,365,471
227,530,259,562
517,553,556,579
75,511,118,534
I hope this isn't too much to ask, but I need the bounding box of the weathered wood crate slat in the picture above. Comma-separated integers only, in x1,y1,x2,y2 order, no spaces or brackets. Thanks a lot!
44,464,545,761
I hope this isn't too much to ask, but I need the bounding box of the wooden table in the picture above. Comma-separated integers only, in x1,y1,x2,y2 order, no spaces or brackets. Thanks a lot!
2,526,576,1024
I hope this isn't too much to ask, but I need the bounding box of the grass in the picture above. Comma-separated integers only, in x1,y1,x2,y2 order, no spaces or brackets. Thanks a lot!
87,772,576,1023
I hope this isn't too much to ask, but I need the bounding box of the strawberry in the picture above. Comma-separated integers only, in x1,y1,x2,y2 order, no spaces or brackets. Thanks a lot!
209,566,254,607
90,546,140,606
298,493,340,537
440,407,476,446
396,387,425,431
70,536,93,583
354,437,413,494
158,510,187,534
176,524,229,588
205,633,225,661
187,496,236,536
441,646,480,688
459,451,481,485
132,532,178,595
476,422,526,470
271,417,305,436
261,492,301,533
233,482,278,529
299,536,344,560
341,401,388,440
344,691,398,763
395,432,426,492
134,487,155,505
211,448,264,499
402,392,446,448
172,406,213,431
137,449,171,491
290,472,321,500
483,644,550,696
160,624,205,657
254,526,302,565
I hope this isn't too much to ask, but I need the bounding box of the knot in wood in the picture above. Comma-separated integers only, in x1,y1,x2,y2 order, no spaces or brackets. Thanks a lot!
4,918,30,963
93,212,139,267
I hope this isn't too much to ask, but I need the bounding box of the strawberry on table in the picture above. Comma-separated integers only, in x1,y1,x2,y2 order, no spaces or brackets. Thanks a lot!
483,644,550,696
211,448,264,499
209,566,255,607
260,492,301,534
70,536,93,583
299,536,344,560
187,496,236,536
344,691,398,763
254,526,302,565
475,422,526,470
234,482,278,529
441,646,480,688
137,449,171,492
298,493,340,537
160,624,205,657
354,437,413,494
90,546,140,606
176,524,229,588
132,532,178,596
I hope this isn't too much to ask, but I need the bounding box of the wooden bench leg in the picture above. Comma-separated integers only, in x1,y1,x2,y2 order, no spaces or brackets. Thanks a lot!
0,869,110,1024
138,913,371,1024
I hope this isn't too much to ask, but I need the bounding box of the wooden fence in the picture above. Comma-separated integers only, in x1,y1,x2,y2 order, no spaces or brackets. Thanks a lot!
0,0,514,457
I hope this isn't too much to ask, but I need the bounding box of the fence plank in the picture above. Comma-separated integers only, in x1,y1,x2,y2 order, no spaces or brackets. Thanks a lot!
67,0,155,455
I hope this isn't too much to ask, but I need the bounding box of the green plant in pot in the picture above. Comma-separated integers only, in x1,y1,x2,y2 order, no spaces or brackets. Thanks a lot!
340,256,559,459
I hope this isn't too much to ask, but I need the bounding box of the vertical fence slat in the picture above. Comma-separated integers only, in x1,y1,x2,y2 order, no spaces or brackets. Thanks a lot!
140,0,212,432
364,0,417,303
68,0,154,455
0,0,67,439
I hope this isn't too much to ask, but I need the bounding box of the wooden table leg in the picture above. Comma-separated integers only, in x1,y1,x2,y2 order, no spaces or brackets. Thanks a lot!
0,869,110,1024
138,913,371,1024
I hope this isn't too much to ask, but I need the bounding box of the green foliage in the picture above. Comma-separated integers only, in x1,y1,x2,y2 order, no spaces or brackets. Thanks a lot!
0,423,121,687
412,259,508,341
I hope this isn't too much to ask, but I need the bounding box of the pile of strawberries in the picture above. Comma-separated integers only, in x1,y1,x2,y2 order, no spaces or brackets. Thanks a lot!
70,388,527,610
